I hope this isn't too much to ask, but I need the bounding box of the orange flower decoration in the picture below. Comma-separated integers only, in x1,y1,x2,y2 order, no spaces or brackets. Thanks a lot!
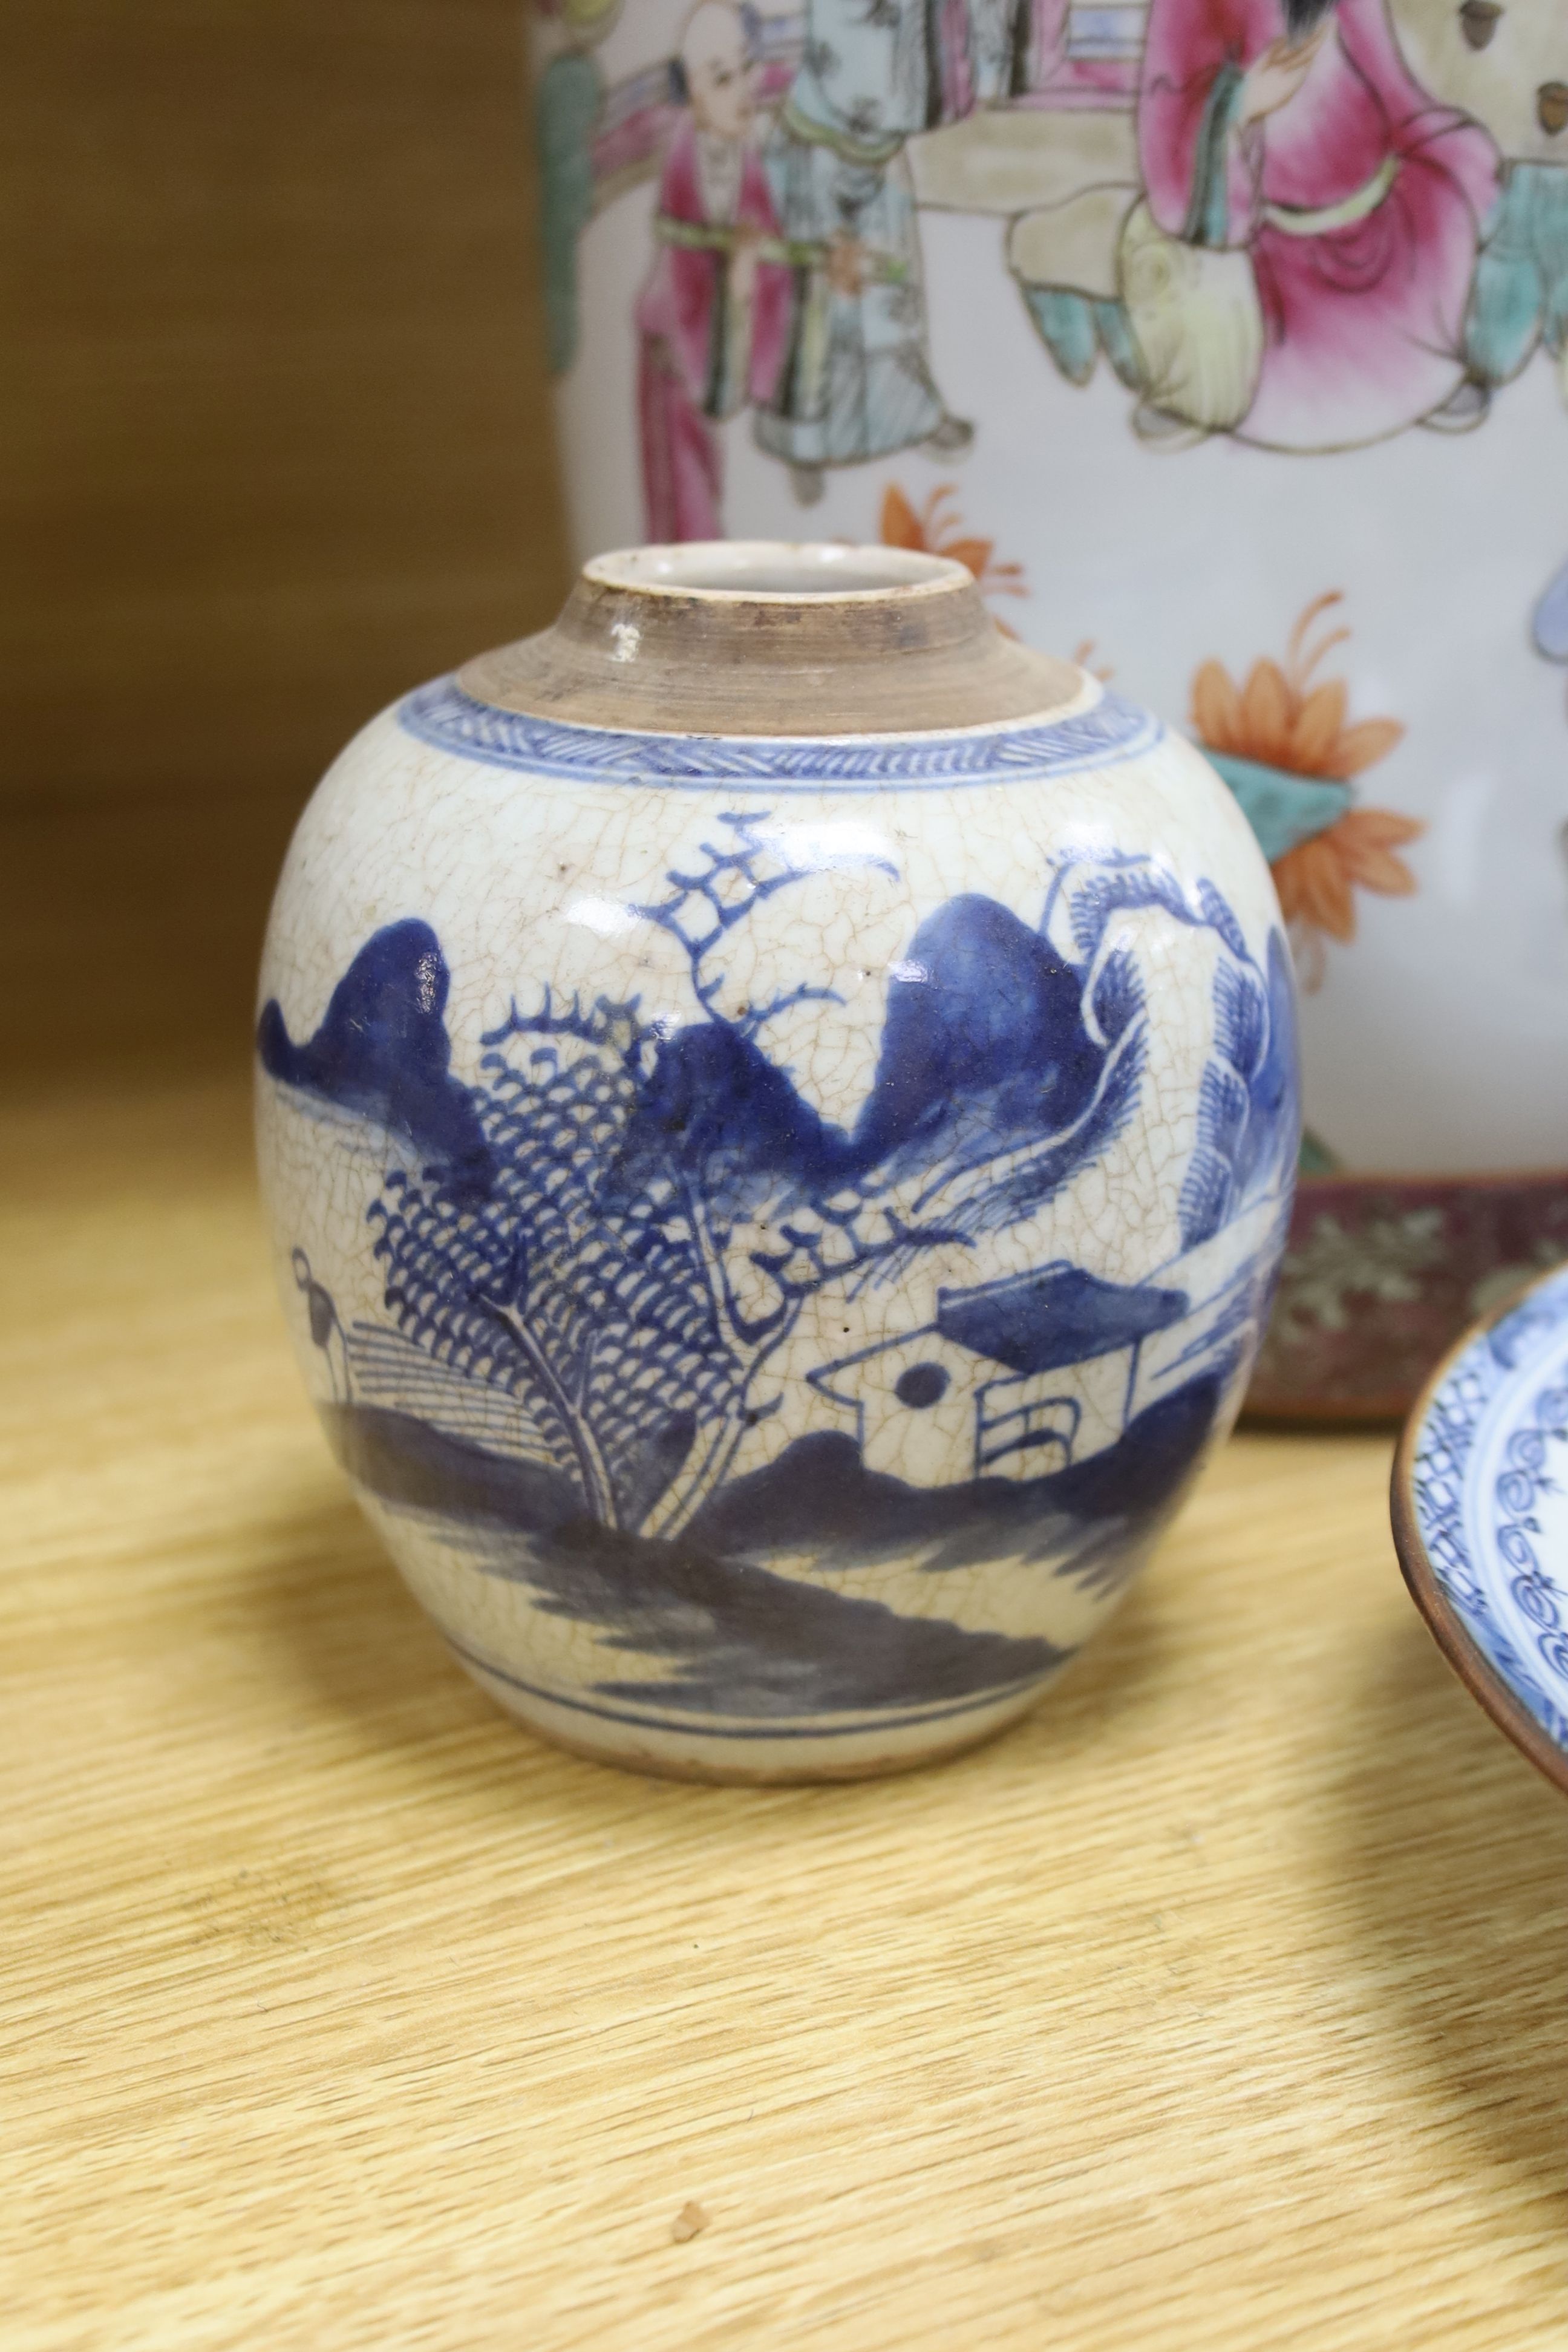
1192,593,1423,990
881,484,1027,629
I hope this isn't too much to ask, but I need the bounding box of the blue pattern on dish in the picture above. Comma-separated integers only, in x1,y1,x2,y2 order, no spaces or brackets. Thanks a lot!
1408,1267,1568,1753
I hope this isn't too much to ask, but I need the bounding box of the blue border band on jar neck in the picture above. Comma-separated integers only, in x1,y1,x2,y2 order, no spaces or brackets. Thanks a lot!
397,674,1160,791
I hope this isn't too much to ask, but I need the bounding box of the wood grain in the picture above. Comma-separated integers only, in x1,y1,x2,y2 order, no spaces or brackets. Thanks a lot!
2,0,570,805
3,1065,1565,2350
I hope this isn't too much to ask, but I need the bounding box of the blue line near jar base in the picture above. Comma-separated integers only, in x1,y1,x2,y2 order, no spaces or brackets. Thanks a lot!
397,676,1161,791
440,1629,1053,1742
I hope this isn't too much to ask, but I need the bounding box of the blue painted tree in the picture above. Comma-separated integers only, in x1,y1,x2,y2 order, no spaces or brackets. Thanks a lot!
349,826,1273,1541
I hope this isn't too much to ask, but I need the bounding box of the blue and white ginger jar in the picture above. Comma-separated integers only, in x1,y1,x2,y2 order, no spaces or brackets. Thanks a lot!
256,540,1299,1779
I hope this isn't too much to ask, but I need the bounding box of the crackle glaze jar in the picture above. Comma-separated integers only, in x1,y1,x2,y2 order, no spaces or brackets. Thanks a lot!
256,542,1297,1780
532,0,1568,1417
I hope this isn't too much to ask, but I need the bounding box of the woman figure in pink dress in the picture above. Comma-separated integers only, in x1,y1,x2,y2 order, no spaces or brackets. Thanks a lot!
1137,0,1500,449
636,1,791,541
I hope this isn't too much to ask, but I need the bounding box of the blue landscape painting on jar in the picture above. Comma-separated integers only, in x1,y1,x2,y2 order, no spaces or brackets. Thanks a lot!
259,814,1298,1733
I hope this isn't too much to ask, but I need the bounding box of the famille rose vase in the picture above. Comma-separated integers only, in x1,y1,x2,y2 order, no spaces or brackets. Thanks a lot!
255,542,1298,1781
531,0,1568,1418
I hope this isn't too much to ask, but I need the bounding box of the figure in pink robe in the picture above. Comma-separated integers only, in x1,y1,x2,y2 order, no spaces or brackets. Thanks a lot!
636,2,790,542
1138,0,1500,449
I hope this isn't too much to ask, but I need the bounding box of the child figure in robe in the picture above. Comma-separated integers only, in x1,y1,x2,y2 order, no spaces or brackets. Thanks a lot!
755,0,978,503
636,1,790,542
1137,0,1498,450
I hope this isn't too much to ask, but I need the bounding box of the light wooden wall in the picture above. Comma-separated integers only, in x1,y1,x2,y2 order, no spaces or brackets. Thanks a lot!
3,1,570,1079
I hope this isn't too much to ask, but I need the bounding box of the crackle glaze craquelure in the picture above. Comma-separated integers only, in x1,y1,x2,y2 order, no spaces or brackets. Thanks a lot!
256,543,1298,1780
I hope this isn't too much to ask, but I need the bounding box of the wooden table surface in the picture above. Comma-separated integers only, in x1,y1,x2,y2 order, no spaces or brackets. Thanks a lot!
5,1066,1566,2351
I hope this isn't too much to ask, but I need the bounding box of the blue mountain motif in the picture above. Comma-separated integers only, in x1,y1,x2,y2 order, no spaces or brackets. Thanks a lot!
608,889,1125,1203
855,894,1112,1167
259,826,1295,1723
256,919,494,1205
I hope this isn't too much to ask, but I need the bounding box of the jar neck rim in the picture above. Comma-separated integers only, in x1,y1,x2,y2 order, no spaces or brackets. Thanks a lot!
580,540,972,607
459,540,1081,738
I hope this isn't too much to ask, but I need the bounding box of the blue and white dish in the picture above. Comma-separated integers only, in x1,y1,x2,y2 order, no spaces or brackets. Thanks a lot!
1394,1261,1568,1794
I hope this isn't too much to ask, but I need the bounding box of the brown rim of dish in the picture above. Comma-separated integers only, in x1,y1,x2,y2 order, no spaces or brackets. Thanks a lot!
1390,1256,1568,1796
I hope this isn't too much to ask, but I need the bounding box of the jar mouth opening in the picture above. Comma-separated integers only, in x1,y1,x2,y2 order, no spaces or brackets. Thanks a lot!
581,540,970,603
